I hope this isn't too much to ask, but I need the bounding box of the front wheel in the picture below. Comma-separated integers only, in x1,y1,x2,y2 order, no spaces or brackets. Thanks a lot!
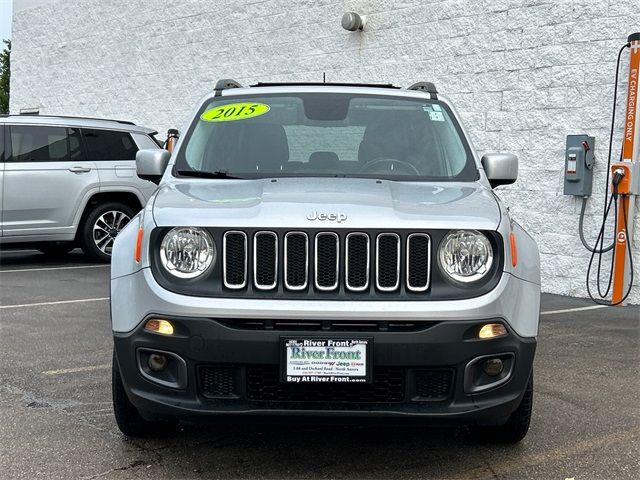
112,351,177,437
80,202,135,262
470,372,533,444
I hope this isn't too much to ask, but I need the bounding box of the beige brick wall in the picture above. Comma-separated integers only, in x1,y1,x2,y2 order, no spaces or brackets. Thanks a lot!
10,0,640,302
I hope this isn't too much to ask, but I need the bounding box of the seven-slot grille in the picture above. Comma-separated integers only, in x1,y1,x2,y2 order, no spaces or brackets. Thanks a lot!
223,230,431,294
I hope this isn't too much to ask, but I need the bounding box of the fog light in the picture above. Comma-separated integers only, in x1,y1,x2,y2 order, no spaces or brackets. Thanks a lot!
478,323,507,339
482,358,504,377
148,353,169,372
144,319,174,335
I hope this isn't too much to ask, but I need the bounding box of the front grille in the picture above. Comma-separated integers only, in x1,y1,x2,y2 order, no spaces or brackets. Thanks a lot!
247,366,405,403
216,318,438,332
284,232,308,290
223,231,247,289
407,233,431,292
415,369,454,401
222,230,432,294
199,366,239,398
315,233,339,290
376,233,400,291
254,231,277,289
346,233,369,291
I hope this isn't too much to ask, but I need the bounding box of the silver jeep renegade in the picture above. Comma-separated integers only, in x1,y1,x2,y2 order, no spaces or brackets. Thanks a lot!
111,80,541,443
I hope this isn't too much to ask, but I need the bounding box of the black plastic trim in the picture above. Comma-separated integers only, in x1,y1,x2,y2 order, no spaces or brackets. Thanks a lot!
112,316,536,422
149,228,504,301
407,81,438,99
214,79,243,91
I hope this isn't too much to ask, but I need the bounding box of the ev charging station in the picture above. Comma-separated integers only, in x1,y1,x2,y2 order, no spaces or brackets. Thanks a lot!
566,33,640,306
612,33,640,305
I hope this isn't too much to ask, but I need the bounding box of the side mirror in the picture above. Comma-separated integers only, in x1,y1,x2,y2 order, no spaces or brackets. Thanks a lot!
481,153,518,188
136,149,170,184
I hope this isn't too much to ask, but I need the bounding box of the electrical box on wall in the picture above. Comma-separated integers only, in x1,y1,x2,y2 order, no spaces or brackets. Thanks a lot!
563,135,595,196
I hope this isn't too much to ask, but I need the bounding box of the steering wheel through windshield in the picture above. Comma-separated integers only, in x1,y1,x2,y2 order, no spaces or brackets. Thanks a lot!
358,158,421,176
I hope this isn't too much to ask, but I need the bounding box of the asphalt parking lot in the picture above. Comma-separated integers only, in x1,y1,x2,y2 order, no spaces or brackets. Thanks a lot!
0,249,638,480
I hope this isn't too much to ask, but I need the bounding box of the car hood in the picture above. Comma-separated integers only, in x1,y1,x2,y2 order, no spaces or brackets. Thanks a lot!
152,177,501,230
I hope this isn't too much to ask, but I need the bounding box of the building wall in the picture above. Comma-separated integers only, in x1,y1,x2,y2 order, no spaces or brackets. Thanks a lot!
10,0,640,303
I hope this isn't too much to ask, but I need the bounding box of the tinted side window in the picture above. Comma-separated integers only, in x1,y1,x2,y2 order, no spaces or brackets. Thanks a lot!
9,125,72,162
69,128,83,160
83,129,138,161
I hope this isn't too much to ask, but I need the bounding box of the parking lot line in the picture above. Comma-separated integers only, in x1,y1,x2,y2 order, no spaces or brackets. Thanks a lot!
0,297,109,310
0,264,109,273
540,305,608,316
43,364,110,376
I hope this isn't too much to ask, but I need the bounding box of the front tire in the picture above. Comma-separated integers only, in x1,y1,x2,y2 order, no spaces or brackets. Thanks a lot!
470,372,533,444
80,202,135,262
112,351,177,437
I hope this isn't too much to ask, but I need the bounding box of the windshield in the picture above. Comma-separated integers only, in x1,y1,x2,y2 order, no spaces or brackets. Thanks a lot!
175,93,477,181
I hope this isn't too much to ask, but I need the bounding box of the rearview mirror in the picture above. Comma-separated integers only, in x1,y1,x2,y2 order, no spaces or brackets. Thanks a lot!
481,153,518,188
137,149,170,184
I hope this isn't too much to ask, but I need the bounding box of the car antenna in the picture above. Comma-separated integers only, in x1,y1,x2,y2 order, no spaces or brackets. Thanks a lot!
323,72,326,83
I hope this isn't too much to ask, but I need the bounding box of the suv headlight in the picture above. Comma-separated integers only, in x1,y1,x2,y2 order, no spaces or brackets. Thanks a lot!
438,230,493,283
160,227,215,278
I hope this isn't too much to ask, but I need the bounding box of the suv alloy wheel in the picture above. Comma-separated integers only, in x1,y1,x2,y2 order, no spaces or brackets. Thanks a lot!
80,202,135,262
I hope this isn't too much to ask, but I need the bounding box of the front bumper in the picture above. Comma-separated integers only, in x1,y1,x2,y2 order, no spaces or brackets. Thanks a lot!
114,316,536,425
111,268,541,338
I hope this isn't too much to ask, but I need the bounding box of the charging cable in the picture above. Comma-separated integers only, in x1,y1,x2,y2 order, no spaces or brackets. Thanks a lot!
586,169,634,305
579,42,630,254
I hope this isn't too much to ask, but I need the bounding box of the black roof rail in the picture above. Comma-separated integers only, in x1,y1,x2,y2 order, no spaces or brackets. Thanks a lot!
406,82,438,99
0,113,137,126
250,82,399,89
214,79,243,91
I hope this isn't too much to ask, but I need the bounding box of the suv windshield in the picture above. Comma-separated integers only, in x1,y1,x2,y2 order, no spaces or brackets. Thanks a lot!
175,93,477,181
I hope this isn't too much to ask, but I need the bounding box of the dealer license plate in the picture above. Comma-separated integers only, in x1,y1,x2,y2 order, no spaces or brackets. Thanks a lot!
281,338,371,383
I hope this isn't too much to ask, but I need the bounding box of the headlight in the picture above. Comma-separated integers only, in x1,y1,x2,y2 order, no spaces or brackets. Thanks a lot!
438,230,493,283
160,227,215,278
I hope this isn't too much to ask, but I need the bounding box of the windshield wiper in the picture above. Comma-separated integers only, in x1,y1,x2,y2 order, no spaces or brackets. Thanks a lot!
176,169,245,179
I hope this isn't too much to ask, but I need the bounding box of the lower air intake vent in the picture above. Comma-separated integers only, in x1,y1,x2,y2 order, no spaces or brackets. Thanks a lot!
247,366,405,403
414,369,454,401
199,366,239,398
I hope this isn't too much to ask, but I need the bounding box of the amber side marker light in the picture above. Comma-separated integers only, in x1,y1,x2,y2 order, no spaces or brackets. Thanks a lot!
144,319,174,335
478,323,507,339
509,231,518,267
134,227,144,263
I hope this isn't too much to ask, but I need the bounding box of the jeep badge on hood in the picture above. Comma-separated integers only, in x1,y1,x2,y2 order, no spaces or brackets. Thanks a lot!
306,211,348,223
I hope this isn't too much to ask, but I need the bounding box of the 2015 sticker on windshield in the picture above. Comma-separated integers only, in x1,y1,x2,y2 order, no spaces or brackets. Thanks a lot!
200,102,270,122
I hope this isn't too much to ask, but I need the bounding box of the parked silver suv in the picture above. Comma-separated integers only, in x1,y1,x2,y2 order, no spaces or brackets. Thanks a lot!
111,81,541,443
0,115,161,261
